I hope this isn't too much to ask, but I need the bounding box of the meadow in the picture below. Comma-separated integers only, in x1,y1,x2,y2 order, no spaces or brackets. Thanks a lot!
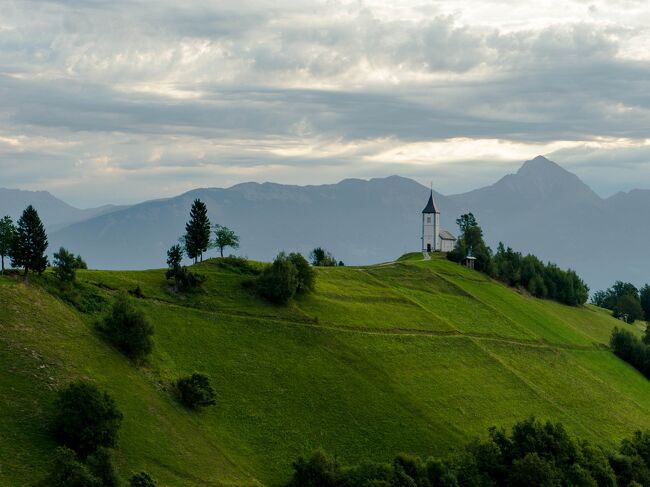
0,252,648,486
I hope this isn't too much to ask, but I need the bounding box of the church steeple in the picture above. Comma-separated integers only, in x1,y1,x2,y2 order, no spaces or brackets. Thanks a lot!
422,190,439,214
421,189,441,252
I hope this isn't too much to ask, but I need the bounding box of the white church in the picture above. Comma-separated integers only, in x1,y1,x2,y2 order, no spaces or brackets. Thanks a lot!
421,190,456,253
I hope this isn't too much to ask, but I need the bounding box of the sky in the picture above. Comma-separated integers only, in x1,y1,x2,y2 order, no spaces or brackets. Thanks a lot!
1,0,650,207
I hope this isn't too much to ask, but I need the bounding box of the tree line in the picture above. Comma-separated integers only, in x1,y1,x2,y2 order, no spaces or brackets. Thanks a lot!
593,282,650,324
287,417,650,487
0,206,87,282
447,213,589,306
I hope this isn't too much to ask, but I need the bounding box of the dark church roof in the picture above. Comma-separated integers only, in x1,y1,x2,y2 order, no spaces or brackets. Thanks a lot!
439,230,456,240
422,190,439,214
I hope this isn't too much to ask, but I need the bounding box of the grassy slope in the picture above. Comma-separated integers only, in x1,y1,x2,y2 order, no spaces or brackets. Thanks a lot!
1,253,649,486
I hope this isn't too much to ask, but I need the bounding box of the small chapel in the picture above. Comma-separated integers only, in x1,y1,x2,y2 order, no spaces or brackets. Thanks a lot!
421,190,456,253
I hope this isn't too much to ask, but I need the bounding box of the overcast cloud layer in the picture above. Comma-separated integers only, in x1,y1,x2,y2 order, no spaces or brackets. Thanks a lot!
1,0,650,206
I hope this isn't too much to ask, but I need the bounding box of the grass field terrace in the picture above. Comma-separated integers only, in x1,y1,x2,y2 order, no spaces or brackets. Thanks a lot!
1,252,649,486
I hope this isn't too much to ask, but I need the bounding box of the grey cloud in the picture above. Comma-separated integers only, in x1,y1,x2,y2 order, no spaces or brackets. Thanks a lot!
1,0,650,204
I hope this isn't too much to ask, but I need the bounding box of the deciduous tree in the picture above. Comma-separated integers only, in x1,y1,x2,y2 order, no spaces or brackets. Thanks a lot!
52,381,123,458
213,224,239,257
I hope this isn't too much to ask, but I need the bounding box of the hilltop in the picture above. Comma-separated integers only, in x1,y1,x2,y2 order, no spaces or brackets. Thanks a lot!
1,253,650,486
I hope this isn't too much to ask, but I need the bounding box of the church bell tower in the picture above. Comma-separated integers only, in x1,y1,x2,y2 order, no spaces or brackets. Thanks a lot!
422,190,440,252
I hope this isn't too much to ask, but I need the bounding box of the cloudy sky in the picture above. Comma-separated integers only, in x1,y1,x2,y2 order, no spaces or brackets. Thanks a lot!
1,0,650,206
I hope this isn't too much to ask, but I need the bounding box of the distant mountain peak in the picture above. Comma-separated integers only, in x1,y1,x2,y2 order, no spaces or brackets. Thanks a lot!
517,155,568,176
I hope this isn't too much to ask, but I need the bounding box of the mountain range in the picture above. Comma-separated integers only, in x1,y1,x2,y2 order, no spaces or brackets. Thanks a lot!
2,156,648,292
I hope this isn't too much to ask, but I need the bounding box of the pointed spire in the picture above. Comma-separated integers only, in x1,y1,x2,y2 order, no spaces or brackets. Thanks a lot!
422,189,439,214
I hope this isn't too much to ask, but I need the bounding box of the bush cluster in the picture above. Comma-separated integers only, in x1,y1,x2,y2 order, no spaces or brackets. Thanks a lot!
309,247,338,267
214,255,259,274
256,252,315,304
129,471,158,487
287,417,650,487
593,281,650,324
176,373,217,410
99,292,154,361
447,214,588,306
53,246,87,283
166,243,206,291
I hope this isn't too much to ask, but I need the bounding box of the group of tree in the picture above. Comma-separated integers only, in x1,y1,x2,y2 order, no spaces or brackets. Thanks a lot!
166,199,241,290
593,282,650,324
610,327,650,380
287,417,650,487
42,380,156,486
0,207,88,283
255,252,315,304
447,213,589,306
310,247,343,267
0,206,49,276
181,199,240,263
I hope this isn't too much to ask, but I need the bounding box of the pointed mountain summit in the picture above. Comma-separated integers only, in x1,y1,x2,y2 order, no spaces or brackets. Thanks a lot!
450,155,602,213
511,155,600,202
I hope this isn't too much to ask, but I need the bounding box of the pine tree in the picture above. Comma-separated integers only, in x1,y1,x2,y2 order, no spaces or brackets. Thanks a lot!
0,215,15,273
11,205,48,276
184,199,211,264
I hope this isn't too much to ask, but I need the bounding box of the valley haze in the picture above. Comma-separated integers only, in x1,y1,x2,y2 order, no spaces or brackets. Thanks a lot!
2,156,647,293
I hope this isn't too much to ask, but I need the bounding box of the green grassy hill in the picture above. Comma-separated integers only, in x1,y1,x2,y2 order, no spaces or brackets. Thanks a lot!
1,253,649,486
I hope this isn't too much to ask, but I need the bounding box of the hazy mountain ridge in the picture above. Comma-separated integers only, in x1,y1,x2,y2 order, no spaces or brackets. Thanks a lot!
0,187,127,229
3,156,649,291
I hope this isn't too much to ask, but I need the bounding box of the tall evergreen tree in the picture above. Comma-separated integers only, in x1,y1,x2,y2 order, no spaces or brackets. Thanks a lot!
184,199,211,263
11,205,48,276
0,215,15,273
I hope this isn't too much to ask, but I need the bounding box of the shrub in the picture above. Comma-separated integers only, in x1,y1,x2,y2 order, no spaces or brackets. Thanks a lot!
100,292,154,361
176,373,217,409
40,447,100,487
169,266,206,291
130,471,157,487
53,247,78,283
215,255,258,274
52,381,123,459
129,285,144,298
255,252,316,304
165,243,206,292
